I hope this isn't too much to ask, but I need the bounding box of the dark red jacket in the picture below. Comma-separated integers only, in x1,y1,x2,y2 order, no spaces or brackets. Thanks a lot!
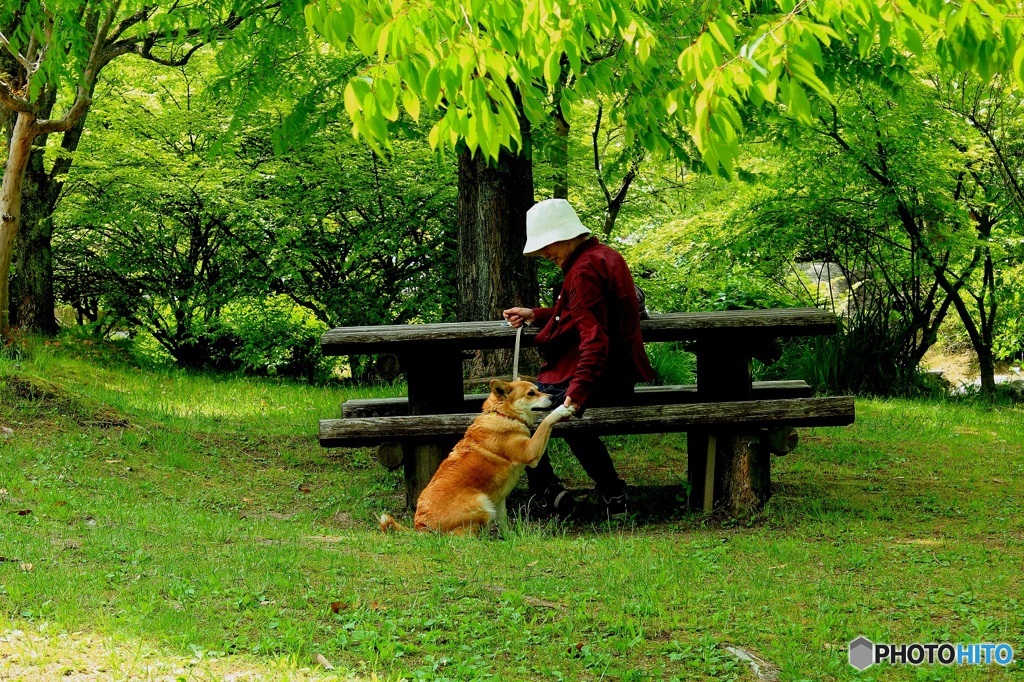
531,238,654,407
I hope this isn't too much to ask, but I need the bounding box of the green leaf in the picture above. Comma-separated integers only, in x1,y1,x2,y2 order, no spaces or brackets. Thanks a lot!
377,23,392,57
638,34,654,62
343,81,361,117
329,5,355,47
401,88,421,121
757,78,777,103
1014,43,1024,88
902,25,924,55
543,50,561,87
378,78,400,121
304,4,322,33
363,98,390,142
709,20,734,52
565,40,582,76
424,66,441,107
786,78,812,122
701,139,720,174
351,14,375,55
559,91,572,121
666,89,679,116
788,53,834,102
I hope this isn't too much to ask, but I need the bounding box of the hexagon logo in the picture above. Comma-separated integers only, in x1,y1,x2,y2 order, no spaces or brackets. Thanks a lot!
849,637,875,671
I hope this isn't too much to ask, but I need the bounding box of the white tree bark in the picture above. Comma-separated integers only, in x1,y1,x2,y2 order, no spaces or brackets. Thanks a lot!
0,112,37,335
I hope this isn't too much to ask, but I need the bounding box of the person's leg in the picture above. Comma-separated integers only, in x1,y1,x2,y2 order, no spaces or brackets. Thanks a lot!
524,449,561,491
563,383,634,518
562,433,626,496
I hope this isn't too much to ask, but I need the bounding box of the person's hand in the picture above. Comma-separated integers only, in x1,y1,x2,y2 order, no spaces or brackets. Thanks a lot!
560,395,580,420
549,404,575,421
502,307,534,328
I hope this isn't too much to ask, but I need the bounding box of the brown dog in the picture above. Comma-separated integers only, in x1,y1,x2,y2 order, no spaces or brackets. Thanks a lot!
380,379,574,535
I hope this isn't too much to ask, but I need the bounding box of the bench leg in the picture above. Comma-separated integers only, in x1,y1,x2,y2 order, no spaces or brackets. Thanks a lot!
688,430,772,515
703,434,717,514
404,442,449,509
721,432,771,514
687,430,713,511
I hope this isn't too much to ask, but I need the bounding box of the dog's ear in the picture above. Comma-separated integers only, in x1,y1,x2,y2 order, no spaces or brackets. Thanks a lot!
489,379,512,398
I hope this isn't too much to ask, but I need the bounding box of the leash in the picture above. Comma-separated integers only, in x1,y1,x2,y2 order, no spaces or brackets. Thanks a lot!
512,324,523,381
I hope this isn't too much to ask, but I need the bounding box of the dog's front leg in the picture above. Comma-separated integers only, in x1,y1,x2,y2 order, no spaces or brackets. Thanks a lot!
522,405,575,466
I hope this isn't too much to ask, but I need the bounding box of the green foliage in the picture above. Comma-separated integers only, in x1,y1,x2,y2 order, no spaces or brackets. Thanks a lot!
644,342,695,386
237,124,459,330
994,263,1024,360
785,314,937,397
623,55,1023,395
622,195,799,315
304,0,1024,175
217,297,334,382
54,63,258,369
51,56,457,377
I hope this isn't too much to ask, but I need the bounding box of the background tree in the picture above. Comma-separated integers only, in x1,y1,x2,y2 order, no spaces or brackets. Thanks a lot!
54,60,262,369
801,62,1022,396
0,0,301,338
55,54,459,377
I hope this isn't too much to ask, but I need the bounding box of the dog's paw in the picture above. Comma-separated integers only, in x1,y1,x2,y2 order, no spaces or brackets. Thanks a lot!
549,404,576,421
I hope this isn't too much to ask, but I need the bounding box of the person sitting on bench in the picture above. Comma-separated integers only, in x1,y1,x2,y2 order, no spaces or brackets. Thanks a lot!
503,198,654,520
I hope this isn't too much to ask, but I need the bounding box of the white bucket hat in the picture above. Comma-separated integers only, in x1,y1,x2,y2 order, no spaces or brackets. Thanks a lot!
523,199,591,255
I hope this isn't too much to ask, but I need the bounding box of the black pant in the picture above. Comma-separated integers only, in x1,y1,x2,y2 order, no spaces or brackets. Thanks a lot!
525,380,630,497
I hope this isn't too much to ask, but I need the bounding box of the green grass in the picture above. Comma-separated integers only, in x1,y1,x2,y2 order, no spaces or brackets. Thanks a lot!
1,337,1022,680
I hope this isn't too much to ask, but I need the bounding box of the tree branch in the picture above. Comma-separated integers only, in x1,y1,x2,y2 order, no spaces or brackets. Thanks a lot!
0,30,31,70
592,103,613,206
104,2,281,66
0,78,32,113
35,2,122,135
107,7,156,44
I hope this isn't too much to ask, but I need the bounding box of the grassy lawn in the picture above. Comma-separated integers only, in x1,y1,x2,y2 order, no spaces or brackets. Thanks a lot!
1,338,1022,681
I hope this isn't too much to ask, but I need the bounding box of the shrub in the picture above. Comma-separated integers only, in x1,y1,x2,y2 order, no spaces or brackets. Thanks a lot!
219,297,336,383
645,343,695,386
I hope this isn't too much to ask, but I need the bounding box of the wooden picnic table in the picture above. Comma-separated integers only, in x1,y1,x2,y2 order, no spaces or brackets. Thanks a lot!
320,308,854,514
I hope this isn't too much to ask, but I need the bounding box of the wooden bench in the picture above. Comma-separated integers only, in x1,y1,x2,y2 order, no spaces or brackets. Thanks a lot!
318,308,856,515
339,380,815,419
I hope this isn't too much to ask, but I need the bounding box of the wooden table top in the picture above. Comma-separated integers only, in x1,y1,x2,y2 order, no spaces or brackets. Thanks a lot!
321,308,838,356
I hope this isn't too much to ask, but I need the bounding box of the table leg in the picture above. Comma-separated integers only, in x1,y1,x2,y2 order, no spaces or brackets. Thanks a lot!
689,340,772,515
401,348,465,508
703,434,717,513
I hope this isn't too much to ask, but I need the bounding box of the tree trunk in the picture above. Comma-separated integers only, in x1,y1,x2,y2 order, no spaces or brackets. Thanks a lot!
9,84,89,337
0,113,38,337
9,166,58,335
457,143,538,377
977,344,996,397
550,102,569,201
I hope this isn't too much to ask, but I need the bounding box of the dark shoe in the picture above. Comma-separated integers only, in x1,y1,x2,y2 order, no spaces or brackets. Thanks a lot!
526,486,576,521
600,492,628,521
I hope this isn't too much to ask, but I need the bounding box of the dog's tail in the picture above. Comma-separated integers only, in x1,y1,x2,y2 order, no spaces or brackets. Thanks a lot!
379,513,407,533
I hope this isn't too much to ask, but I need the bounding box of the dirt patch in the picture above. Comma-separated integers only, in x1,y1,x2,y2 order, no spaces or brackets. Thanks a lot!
922,348,1023,389
324,512,360,530
921,348,976,387
892,538,946,547
1,374,130,428
0,628,353,681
